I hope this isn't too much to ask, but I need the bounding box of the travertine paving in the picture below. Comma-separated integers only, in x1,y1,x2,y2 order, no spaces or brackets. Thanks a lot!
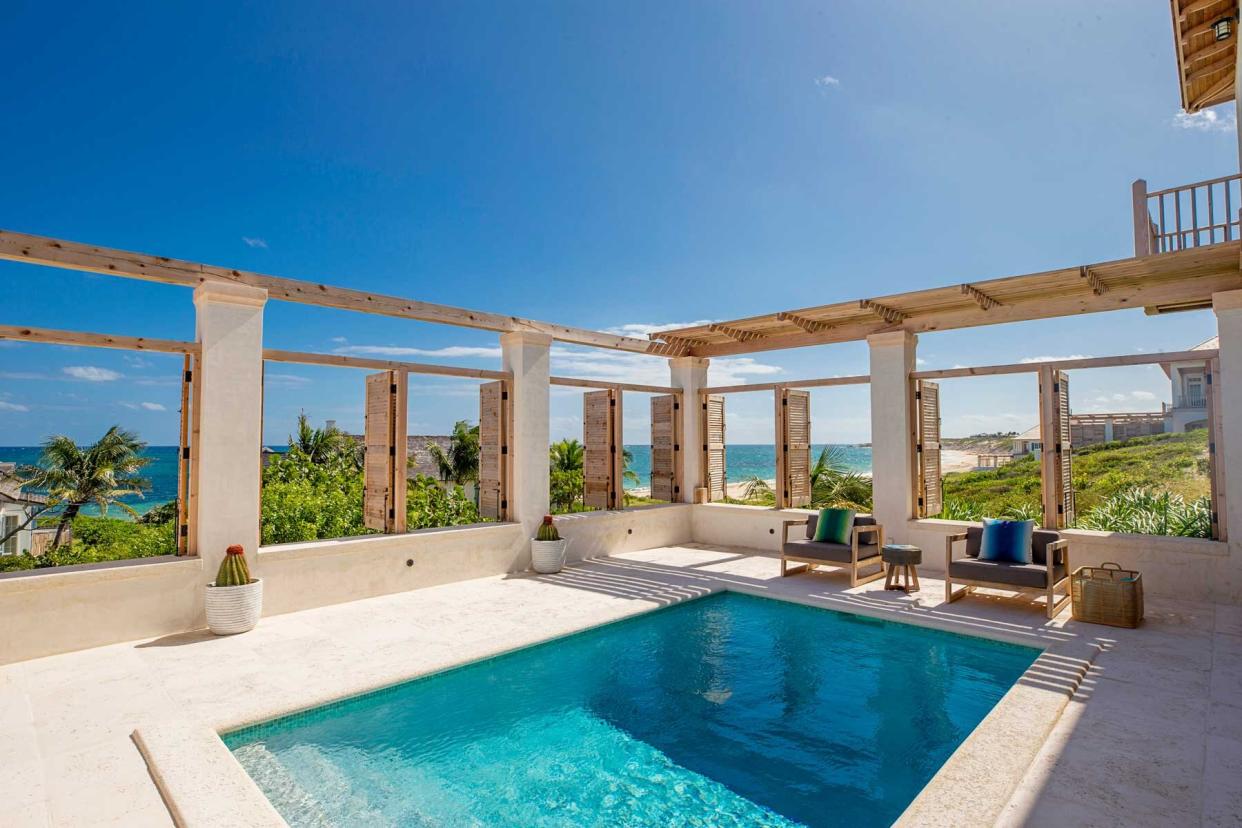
1,544,1237,826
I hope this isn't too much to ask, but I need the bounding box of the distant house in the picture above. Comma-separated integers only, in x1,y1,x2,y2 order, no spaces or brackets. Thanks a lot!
1159,335,1216,433
0,462,47,556
1009,335,1217,457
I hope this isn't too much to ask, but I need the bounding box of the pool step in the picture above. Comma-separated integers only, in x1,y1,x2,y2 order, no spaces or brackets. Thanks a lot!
233,744,335,828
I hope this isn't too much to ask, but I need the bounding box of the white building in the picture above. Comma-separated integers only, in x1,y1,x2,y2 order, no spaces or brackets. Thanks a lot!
0,463,46,557
1160,335,1217,433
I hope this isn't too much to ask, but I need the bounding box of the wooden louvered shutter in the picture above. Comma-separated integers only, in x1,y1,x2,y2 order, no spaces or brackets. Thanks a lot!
1039,368,1073,529
650,394,680,502
478,380,508,521
1206,359,1227,541
703,394,726,502
779,389,811,508
583,389,621,510
176,354,195,555
363,371,407,532
914,380,942,518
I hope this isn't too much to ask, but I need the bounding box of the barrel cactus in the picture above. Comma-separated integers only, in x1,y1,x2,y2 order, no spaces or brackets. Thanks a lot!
536,515,560,542
214,544,252,587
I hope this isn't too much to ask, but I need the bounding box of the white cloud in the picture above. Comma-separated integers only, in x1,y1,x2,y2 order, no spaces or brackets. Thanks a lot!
140,402,166,411
1172,108,1236,132
330,336,349,344
0,371,47,380
814,75,841,88
601,321,715,337
335,344,503,359
265,373,312,387
242,236,269,249
547,345,782,388
1019,354,1091,364
63,366,122,382
0,401,29,412
123,354,151,369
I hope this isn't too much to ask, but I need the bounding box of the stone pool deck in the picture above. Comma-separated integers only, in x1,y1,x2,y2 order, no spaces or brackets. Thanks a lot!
2,544,1239,827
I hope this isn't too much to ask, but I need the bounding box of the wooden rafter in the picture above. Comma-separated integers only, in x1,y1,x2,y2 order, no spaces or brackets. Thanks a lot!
1080,266,1109,296
1191,72,1236,109
960,283,1001,310
1171,0,1239,112
1178,0,1231,20
1186,50,1235,83
0,323,198,354
776,311,834,333
707,323,765,342
0,229,661,355
859,299,908,324
648,334,704,357
1185,33,1236,64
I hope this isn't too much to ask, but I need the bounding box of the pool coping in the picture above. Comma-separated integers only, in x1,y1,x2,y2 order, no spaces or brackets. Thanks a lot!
133,570,1097,828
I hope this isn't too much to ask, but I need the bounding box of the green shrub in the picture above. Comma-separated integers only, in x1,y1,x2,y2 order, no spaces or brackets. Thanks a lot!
1075,487,1211,538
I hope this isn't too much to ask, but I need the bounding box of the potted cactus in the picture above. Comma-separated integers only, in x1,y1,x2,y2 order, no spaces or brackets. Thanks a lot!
205,544,263,635
530,515,568,574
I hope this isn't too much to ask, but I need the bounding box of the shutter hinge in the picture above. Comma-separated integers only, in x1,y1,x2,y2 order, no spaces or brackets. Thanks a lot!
391,383,397,393
673,402,680,410
915,390,921,400
702,402,707,410
179,525,188,537
703,444,708,452
501,445,508,455
184,370,193,382
673,443,680,452
674,485,680,494
501,499,508,509
389,508,395,519
390,446,396,457
1053,382,1061,393
610,398,616,407
182,446,191,460
502,391,509,400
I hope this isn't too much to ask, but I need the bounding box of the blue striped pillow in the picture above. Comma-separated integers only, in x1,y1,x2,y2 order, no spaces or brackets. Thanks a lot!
979,518,1034,564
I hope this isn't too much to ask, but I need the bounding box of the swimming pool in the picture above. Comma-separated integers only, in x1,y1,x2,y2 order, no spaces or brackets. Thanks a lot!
224,593,1037,827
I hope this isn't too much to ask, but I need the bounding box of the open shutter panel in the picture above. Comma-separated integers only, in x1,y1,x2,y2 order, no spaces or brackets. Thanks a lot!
363,371,398,532
583,389,615,509
176,354,193,555
915,380,942,518
1206,359,1227,541
478,380,507,521
1057,371,1073,527
703,394,727,502
650,394,677,501
783,389,812,507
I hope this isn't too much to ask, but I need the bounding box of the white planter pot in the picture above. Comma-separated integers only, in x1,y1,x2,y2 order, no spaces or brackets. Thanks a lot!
531,539,568,574
205,579,263,635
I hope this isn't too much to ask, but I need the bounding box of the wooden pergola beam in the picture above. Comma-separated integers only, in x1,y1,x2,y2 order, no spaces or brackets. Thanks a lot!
263,348,511,379
859,299,908,324
707,323,765,342
960,283,1001,310
776,311,833,333
0,229,660,356
549,376,680,394
648,334,704,357
0,324,198,354
1080,266,1109,296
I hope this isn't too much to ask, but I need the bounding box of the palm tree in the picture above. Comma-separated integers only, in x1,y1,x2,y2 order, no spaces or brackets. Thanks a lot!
426,420,480,485
22,426,151,547
290,412,351,464
550,438,585,472
622,448,640,488
809,445,873,510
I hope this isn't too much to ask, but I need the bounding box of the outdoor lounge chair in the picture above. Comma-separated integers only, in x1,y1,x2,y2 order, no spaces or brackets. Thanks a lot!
944,526,1071,619
780,513,885,587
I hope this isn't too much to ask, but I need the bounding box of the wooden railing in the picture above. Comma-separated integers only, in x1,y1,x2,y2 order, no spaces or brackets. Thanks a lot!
1133,174,1242,255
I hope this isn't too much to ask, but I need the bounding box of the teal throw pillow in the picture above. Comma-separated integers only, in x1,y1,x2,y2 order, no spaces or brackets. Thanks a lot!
978,518,1035,564
812,508,855,545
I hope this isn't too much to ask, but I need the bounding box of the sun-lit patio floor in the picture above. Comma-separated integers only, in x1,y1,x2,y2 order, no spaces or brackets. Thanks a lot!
2,544,1240,827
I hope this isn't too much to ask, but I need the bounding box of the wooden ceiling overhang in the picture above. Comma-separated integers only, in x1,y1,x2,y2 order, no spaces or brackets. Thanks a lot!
1172,0,1239,112
649,242,1242,358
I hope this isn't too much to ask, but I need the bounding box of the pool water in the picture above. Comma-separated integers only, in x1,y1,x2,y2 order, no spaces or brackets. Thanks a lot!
224,593,1036,827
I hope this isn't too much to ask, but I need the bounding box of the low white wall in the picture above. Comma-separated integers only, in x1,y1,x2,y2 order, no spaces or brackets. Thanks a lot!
689,503,1236,604
257,522,528,616
553,504,693,563
0,556,204,665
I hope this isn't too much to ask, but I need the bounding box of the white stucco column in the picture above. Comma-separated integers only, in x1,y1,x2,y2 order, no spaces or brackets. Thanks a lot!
193,283,267,586
1214,291,1242,561
669,356,709,503
868,331,918,534
501,332,551,535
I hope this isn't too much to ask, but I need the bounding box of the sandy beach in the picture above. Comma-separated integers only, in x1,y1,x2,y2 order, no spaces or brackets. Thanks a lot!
629,449,979,499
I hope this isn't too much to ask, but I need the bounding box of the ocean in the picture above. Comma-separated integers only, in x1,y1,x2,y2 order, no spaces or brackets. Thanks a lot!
0,442,872,513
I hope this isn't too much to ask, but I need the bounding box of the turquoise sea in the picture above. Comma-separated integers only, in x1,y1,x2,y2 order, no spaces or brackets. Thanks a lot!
0,445,182,516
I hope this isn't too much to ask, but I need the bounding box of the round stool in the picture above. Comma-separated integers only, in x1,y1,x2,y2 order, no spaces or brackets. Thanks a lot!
882,544,922,593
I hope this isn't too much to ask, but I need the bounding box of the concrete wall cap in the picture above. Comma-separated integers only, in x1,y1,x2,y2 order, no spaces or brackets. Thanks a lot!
193,281,269,307
499,330,553,347
866,330,917,347
1213,289,1242,313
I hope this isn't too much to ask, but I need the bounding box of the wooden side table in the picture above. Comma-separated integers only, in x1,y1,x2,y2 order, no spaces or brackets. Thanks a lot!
883,544,922,592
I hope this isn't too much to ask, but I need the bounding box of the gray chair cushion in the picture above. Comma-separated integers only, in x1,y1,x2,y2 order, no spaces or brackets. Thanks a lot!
963,525,1062,566
783,539,882,565
949,558,1067,590
802,513,878,545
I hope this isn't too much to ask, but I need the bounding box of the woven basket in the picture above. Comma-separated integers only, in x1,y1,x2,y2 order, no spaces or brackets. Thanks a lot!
205,579,263,635
1070,563,1143,628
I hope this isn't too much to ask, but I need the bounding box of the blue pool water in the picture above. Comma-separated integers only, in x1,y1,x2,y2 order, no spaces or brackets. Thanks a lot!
224,594,1036,827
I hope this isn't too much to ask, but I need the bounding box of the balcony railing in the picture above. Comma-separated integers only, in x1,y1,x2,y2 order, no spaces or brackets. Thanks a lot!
1133,174,1242,256
1163,394,1206,413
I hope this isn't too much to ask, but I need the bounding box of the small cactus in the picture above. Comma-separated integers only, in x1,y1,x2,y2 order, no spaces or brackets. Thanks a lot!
536,515,560,542
214,544,252,587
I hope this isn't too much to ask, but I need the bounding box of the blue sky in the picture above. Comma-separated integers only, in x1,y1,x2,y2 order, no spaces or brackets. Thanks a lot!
0,1,1235,447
